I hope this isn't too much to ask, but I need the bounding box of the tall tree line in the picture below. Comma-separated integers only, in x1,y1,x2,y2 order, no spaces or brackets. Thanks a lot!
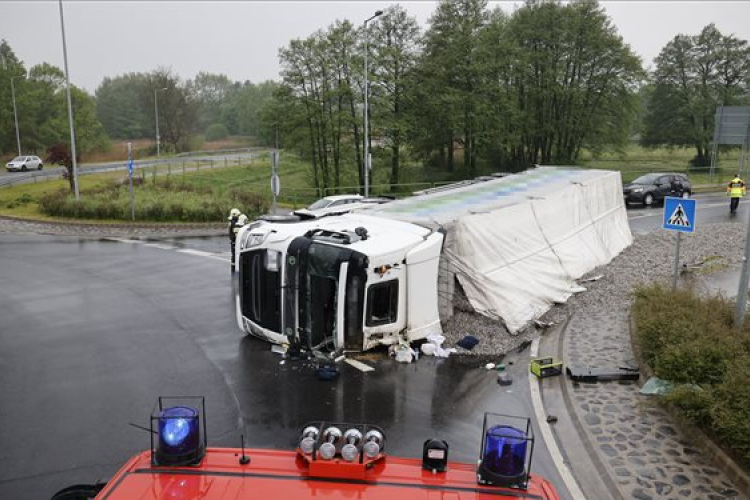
270,0,646,192
0,40,108,157
96,69,277,152
641,24,750,166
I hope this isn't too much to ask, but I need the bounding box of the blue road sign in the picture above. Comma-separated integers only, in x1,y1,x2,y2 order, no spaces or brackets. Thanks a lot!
128,159,134,179
663,197,696,233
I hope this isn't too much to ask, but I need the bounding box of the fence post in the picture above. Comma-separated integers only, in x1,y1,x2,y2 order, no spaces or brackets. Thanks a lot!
197,161,200,172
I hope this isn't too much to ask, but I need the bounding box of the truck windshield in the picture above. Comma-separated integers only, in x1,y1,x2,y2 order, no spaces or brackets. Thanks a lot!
299,243,342,350
295,241,369,351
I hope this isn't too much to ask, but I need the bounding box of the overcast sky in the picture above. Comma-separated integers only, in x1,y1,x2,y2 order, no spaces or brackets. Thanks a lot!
1,1,749,93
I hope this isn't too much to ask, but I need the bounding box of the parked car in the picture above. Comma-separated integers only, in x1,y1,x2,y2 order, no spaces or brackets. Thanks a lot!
5,155,43,172
623,173,692,206
292,194,390,219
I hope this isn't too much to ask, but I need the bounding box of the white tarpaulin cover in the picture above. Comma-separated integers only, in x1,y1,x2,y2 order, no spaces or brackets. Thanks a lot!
369,167,632,332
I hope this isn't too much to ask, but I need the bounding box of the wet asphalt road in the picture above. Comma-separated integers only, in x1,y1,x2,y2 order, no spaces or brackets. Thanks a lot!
0,234,571,499
627,191,750,233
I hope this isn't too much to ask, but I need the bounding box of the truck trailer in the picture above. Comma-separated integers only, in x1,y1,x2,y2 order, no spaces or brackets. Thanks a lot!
235,167,631,352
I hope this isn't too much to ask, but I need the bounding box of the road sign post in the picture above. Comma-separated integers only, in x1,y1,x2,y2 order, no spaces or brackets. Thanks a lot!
735,205,750,327
127,142,135,221
662,197,697,290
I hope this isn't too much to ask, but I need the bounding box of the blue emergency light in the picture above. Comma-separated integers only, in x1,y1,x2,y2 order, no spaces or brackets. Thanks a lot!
151,397,207,467
477,413,534,489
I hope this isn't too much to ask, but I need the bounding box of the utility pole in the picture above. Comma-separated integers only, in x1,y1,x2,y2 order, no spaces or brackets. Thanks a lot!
155,87,167,156
10,75,22,156
363,9,383,197
59,0,79,200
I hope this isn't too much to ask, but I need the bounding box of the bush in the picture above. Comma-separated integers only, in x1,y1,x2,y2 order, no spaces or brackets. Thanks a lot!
633,283,750,460
38,183,268,222
205,123,229,142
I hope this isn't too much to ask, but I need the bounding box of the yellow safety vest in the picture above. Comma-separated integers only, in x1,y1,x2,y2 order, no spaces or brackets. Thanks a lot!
728,178,746,198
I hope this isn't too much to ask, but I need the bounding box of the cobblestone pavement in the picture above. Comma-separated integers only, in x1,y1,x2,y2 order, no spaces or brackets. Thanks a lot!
0,216,224,237
565,309,746,500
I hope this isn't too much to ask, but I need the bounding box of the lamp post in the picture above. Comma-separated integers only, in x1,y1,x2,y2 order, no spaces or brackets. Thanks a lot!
59,0,79,200
10,75,22,156
363,9,383,197
155,87,167,156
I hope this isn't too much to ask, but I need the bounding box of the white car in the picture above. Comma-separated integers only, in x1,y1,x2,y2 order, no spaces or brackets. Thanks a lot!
6,155,43,172
293,195,390,219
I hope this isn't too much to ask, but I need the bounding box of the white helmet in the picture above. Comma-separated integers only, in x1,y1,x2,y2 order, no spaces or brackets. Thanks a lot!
228,208,240,220
237,214,248,225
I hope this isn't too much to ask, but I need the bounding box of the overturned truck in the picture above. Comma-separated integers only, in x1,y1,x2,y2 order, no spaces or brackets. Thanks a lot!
235,167,632,352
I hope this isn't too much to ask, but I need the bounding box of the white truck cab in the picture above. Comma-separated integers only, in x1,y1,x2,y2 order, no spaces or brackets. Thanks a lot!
235,214,444,352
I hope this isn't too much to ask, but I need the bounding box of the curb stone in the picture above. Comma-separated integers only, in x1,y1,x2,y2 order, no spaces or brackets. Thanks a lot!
629,314,750,497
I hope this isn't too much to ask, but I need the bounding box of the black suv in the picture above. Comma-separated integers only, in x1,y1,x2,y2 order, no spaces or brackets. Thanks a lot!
623,173,692,206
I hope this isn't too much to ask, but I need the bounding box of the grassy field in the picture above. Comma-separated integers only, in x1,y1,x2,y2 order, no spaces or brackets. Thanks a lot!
579,145,741,185
0,144,743,222
0,136,258,165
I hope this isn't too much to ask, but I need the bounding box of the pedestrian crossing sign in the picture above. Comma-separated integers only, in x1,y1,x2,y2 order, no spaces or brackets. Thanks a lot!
663,197,696,233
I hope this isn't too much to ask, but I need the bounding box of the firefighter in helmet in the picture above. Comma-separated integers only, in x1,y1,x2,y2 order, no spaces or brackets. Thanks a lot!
228,208,241,271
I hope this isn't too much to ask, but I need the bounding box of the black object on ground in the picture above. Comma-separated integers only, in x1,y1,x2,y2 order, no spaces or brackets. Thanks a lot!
566,366,640,382
316,365,340,381
456,335,479,350
497,372,513,386
546,415,558,424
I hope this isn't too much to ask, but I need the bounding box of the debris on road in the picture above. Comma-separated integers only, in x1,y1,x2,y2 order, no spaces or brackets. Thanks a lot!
497,372,513,386
639,377,674,396
345,358,375,373
566,365,639,382
530,357,563,378
456,335,480,350
579,275,603,283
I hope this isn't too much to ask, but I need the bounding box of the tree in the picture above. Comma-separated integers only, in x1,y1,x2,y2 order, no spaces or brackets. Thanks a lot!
0,39,26,155
504,0,644,165
149,68,198,153
46,143,77,192
370,5,421,187
95,73,151,139
642,24,750,166
414,0,489,175
187,72,233,131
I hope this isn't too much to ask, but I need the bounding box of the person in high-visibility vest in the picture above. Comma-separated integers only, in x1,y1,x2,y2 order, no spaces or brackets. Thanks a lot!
727,174,746,214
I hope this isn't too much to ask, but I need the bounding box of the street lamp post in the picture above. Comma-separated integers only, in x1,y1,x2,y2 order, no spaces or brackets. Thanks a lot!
155,87,167,157
59,0,79,200
363,9,383,197
10,75,22,156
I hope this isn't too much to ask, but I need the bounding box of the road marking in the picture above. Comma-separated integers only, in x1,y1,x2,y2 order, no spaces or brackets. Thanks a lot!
345,359,375,373
105,237,141,244
529,337,586,500
177,249,216,257
143,243,176,250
